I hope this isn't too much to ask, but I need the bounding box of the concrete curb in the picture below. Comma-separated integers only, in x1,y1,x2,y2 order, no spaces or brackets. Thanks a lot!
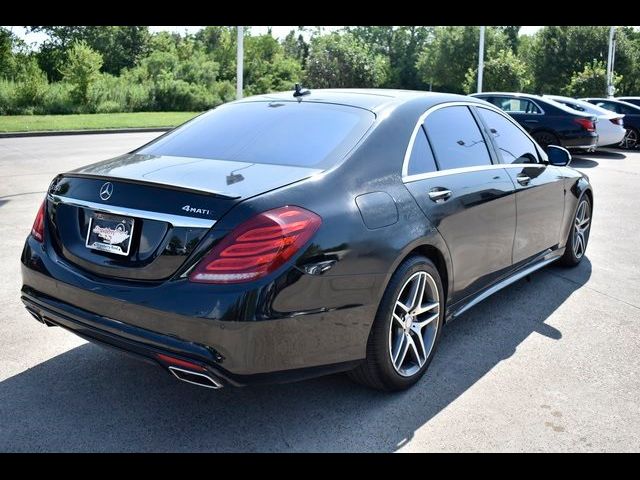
0,127,172,139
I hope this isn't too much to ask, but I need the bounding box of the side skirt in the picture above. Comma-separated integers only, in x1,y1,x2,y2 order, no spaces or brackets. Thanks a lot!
446,248,564,322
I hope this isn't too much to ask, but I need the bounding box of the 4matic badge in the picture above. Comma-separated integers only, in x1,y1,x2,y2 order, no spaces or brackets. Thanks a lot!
182,205,211,216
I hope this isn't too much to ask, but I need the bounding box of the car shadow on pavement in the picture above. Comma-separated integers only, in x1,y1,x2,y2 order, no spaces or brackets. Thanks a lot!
570,158,599,168
0,259,591,452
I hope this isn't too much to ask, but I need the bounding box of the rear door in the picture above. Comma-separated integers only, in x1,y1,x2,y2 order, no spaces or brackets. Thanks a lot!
474,106,565,264
403,104,516,302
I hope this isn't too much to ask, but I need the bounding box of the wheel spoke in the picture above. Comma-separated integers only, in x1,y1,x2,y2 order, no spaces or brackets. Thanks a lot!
407,334,425,367
413,312,439,329
405,274,423,311
393,333,410,369
396,300,410,313
392,312,405,329
413,301,439,315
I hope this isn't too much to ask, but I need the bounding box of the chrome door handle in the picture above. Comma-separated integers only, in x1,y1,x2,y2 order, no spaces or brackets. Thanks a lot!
428,188,452,202
516,174,530,185
524,119,539,123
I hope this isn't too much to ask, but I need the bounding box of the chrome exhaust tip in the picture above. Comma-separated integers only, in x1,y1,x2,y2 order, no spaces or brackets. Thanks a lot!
168,366,224,389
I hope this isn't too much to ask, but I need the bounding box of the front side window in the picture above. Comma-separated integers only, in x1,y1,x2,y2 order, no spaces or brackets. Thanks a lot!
407,126,437,176
477,107,539,164
423,106,492,170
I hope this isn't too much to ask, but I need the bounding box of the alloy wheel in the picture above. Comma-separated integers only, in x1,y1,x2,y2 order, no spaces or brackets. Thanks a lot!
388,271,440,377
621,128,638,149
573,199,591,259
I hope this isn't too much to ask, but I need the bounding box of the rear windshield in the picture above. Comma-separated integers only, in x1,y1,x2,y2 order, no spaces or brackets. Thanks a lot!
137,101,376,168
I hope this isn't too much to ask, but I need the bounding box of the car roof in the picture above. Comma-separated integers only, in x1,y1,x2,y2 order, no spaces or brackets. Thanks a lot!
470,92,543,100
234,88,484,113
543,95,618,117
581,97,640,109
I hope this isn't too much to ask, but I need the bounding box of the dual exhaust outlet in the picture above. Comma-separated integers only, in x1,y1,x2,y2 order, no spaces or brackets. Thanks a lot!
155,353,224,389
167,366,224,389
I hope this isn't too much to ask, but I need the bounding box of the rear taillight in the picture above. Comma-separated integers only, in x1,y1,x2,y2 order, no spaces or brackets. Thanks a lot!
189,206,322,284
574,118,596,132
31,200,46,242
610,117,624,126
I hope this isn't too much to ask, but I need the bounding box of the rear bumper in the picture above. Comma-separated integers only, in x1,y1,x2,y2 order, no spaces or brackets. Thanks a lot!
21,236,378,385
561,132,598,150
21,289,360,386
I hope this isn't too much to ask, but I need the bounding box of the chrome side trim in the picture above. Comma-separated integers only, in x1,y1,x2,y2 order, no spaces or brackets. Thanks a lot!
168,366,224,389
48,194,216,229
403,163,546,184
452,253,559,319
401,101,545,180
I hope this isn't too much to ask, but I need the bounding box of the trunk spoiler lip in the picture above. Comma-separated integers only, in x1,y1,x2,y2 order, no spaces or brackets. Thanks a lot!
60,172,240,200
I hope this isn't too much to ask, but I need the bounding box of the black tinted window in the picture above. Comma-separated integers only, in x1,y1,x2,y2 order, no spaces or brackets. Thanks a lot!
491,97,542,114
138,102,375,168
594,101,617,112
407,126,437,175
619,104,640,115
477,108,538,164
423,106,492,169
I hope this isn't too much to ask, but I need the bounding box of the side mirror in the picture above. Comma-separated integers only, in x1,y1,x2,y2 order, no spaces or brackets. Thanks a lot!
547,145,572,167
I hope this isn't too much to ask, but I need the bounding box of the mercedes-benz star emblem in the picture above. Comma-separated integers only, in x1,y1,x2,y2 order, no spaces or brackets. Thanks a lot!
99,182,114,201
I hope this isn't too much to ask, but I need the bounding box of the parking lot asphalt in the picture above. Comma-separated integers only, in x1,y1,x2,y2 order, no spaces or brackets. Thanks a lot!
0,133,639,452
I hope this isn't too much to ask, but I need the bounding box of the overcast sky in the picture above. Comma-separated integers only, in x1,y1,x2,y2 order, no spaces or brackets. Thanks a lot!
4,26,546,48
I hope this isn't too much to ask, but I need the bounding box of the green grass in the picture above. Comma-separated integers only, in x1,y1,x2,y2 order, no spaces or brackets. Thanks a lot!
0,112,201,133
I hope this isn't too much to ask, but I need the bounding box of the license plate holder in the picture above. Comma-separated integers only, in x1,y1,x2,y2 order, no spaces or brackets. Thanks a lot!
85,212,135,256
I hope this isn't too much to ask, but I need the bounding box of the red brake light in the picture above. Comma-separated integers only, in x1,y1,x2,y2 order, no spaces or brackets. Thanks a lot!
574,117,596,132
610,117,624,126
189,206,322,284
31,200,46,242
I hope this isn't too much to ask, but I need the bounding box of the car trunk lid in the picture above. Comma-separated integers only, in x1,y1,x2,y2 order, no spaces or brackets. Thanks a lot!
47,154,321,281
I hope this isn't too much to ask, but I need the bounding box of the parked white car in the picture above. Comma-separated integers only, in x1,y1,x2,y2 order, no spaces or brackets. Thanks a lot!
544,95,626,147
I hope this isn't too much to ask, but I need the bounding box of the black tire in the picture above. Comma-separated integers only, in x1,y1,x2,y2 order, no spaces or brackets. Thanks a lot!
533,131,560,152
558,194,592,267
620,127,639,150
348,255,444,391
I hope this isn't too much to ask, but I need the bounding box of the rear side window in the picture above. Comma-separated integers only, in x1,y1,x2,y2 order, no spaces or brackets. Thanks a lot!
138,101,375,168
491,97,542,114
423,106,492,170
407,126,437,176
477,107,539,164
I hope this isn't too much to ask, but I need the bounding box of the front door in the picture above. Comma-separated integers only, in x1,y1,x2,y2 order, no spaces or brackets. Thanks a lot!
475,106,565,265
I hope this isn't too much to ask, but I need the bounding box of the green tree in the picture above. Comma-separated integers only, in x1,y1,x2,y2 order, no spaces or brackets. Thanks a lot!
463,48,531,93
526,26,637,94
29,26,150,78
0,27,17,79
15,56,48,108
59,40,103,105
346,26,432,89
416,26,509,93
304,33,388,88
195,26,237,81
565,60,622,97
242,34,302,95
282,29,309,68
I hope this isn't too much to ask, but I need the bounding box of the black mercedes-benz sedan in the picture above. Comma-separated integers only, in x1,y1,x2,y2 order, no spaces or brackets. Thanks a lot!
470,92,599,152
21,89,593,392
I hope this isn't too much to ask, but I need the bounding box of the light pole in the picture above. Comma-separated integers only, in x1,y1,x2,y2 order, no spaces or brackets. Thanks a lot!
236,26,244,100
477,26,485,93
606,26,616,98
